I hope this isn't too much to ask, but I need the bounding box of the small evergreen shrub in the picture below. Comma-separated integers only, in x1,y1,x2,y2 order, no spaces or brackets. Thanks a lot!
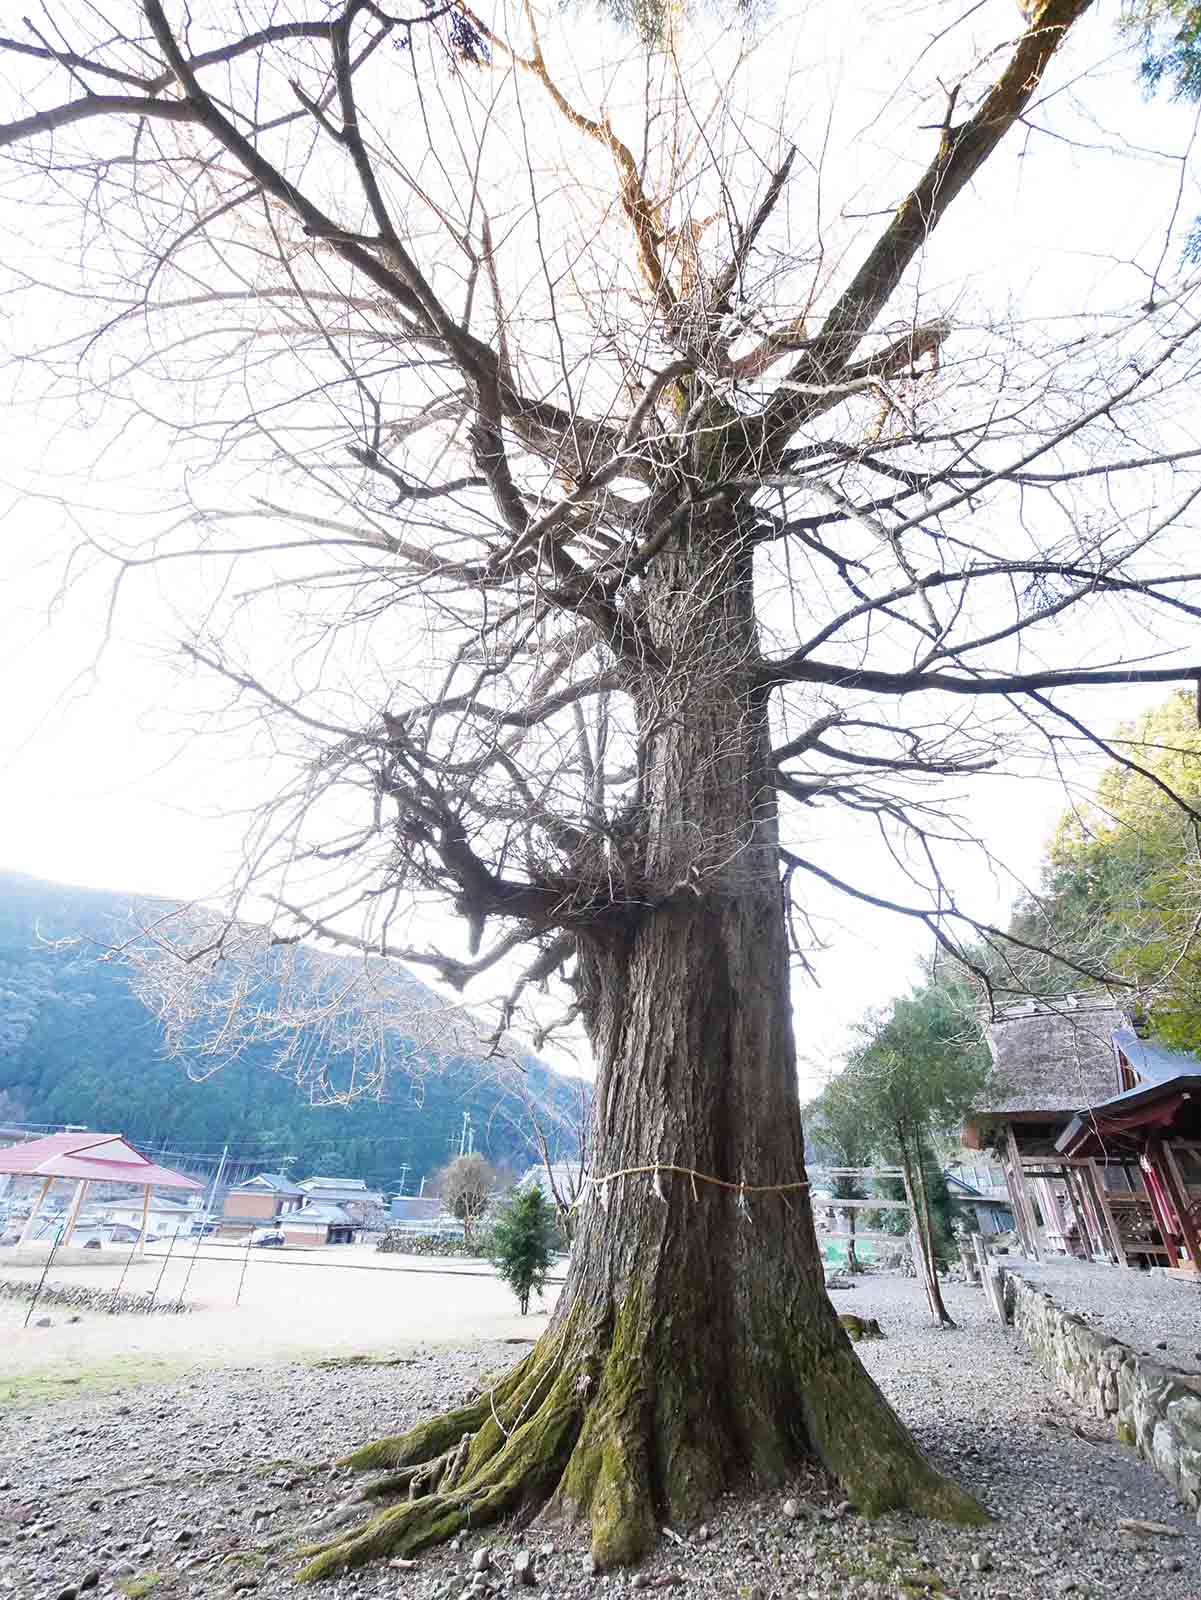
490,1185,555,1314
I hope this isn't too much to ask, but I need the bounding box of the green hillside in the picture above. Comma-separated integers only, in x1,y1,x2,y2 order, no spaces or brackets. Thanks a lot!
0,871,583,1192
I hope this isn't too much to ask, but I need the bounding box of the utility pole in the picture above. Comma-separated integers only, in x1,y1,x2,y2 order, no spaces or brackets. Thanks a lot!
201,1144,229,1233
459,1111,472,1157
397,1164,409,1197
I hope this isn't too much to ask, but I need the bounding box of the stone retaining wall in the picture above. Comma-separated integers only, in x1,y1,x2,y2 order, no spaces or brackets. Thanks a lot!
1007,1273,1200,1524
0,1278,190,1316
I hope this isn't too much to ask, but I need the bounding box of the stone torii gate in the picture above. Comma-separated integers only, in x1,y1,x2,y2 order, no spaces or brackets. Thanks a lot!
0,1131,203,1251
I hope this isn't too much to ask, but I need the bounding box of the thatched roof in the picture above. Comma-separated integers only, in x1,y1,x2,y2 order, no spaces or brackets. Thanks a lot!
977,997,1123,1117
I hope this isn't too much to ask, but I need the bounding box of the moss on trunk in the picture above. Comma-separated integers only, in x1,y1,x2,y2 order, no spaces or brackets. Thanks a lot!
295,1271,984,1582
295,524,985,1584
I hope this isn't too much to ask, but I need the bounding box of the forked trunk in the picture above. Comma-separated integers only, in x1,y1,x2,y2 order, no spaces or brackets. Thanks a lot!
903,1146,956,1329
297,511,982,1581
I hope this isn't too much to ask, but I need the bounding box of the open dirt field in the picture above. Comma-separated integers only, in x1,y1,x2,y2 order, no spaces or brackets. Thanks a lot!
0,1242,561,1405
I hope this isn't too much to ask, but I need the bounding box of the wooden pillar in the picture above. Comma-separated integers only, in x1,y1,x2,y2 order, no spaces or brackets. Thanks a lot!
1160,1143,1201,1273
17,1176,53,1246
1001,1151,1031,1254
60,1179,89,1248
1081,1164,1119,1260
1005,1123,1042,1261
1065,1164,1104,1259
1139,1151,1180,1264
1059,1165,1091,1258
1085,1159,1128,1266
1034,1176,1067,1252
972,1233,1008,1324
136,1186,151,1255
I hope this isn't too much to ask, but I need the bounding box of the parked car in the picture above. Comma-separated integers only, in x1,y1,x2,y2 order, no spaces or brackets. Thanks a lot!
189,1220,217,1237
107,1224,157,1244
250,1228,286,1248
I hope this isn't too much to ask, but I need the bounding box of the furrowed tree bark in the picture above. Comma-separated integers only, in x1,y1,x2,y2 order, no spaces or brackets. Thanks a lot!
299,505,983,1581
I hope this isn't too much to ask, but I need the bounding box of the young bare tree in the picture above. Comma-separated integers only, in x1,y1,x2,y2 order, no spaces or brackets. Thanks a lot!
3,0,1201,1577
437,1152,496,1241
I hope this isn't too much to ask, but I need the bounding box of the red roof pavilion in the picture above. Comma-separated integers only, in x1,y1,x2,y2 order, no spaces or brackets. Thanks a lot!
0,1131,202,1249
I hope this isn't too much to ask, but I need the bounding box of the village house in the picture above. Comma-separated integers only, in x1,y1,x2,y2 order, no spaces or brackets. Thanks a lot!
296,1175,384,1224
219,1171,306,1239
278,1200,358,1247
965,996,1201,1275
90,1193,197,1238
218,1171,376,1245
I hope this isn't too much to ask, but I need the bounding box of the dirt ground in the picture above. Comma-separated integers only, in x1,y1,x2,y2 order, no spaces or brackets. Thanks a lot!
1,1273,1198,1600
0,1242,561,1404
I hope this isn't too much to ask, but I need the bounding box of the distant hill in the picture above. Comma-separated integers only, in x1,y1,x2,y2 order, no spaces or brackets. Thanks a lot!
0,871,584,1192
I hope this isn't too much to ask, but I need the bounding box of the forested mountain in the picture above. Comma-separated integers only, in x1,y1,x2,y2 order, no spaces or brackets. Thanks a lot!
0,872,583,1190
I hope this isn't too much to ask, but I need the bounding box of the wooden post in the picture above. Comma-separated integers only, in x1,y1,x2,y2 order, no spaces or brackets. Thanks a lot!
1035,1176,1068,1253
1160,1143,1201,1273
136,1186,151,1255
1059,1165,1091,1258
60,1179,88,1248
1000,1151,1027,1250
972,1233,1008,1324
17,1176,53,1246
1005,1123,1042,1261
1085,1159,1128,1267
1074,1164,1109,1260
971,1231,989,1284
1138,1150,1180,1265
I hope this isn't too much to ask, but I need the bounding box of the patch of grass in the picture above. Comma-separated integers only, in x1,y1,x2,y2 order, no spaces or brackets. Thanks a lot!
118,1573,163,1598
827,1535,954,1597
0,1354,190,1410
311,1354,416,1370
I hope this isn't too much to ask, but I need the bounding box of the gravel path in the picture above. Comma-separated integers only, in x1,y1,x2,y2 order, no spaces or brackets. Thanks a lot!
1008,1257,1201,1374
1,1275,1198,1600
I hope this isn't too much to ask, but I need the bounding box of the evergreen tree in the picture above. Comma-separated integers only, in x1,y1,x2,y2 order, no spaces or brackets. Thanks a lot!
808,1075,875,1273
491,1184,557,1315
984,690,1201,1050
839,981,991,1326
1123,3,1201,257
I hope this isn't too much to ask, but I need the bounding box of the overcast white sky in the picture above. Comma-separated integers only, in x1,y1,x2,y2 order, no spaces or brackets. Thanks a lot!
1,0,1199,1093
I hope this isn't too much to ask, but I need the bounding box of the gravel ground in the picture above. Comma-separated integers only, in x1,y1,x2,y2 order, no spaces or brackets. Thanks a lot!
1008,1257,1201,1374
1,1274,1198,1600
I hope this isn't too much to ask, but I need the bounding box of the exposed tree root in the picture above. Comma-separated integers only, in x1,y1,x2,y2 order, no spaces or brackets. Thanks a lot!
294,1300,985,1584
296,1331,582,1582
797,1340,986,1524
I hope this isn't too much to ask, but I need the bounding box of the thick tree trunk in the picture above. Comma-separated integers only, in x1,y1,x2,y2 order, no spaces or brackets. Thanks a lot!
296,508,982,1581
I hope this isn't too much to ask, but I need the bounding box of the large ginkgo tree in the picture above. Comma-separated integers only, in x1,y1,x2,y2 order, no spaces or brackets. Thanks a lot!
2,0,1200,1576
